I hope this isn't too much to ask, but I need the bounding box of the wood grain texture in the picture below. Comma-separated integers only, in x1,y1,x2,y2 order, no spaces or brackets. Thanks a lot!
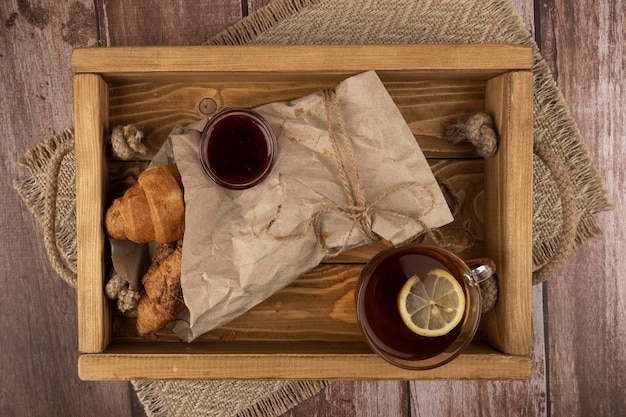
103,78,485,161
282,381,409,417
95,0,243,46
75,74,110,353
0,0,139,416
538,1,626,416
481,70,534,355
249,0,274,13
78,339,531,380
71,44,534,76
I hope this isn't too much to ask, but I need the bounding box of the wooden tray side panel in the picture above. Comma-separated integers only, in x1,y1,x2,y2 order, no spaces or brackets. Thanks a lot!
481,71,534,355
78,346,531,381
75,74,110,353
71,45,534,79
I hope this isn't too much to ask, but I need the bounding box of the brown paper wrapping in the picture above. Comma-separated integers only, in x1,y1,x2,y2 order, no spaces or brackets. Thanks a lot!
166,71,453,341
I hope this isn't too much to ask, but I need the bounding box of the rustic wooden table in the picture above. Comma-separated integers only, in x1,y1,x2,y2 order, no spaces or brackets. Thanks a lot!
1,1,623,416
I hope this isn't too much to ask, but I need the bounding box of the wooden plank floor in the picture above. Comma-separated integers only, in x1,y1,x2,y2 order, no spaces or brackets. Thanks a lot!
1,0,623,416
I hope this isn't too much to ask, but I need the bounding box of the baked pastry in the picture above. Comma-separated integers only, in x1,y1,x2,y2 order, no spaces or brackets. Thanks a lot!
105,164,185,243
136,240,184,336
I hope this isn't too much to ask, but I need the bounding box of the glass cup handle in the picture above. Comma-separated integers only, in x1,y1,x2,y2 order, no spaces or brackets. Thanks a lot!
463,258,496,287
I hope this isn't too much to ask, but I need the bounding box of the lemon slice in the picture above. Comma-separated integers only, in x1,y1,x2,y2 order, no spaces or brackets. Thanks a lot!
397,269,465,337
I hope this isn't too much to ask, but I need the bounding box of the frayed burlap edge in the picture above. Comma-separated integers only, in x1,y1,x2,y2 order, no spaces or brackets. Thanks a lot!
132,380,328,417
13,128,78,286
525,45,612,272
234,380,328,417
14,128,74,223
205,0,320,46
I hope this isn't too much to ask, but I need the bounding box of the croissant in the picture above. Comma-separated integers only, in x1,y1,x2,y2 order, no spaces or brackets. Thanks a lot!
105,164,185,243
136,240,185,336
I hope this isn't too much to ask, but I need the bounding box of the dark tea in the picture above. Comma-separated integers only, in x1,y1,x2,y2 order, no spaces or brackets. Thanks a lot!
199,109,276,189
357,245,470,362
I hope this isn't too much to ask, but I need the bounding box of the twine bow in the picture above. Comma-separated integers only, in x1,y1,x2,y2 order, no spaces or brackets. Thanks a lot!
275,89,439,256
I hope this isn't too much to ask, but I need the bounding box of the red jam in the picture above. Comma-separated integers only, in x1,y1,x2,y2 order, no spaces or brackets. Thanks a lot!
199,108,277,190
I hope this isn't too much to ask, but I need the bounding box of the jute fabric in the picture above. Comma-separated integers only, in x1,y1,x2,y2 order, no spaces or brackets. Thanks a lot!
13,0,612,416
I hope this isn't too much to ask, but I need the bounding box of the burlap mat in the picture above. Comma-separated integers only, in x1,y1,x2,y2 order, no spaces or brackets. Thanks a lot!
13,0,612,416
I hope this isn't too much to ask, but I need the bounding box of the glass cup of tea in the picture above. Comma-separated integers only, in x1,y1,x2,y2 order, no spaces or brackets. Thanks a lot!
355,243,496,370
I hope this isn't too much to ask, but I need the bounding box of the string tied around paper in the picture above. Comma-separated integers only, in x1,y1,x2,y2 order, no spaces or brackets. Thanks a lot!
274,89,440,256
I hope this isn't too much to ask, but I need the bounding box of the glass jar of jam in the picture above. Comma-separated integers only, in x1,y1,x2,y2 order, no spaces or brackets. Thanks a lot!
198,108,277,190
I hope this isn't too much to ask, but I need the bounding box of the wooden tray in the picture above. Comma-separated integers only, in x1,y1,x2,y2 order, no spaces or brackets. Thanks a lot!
73,45,534,380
